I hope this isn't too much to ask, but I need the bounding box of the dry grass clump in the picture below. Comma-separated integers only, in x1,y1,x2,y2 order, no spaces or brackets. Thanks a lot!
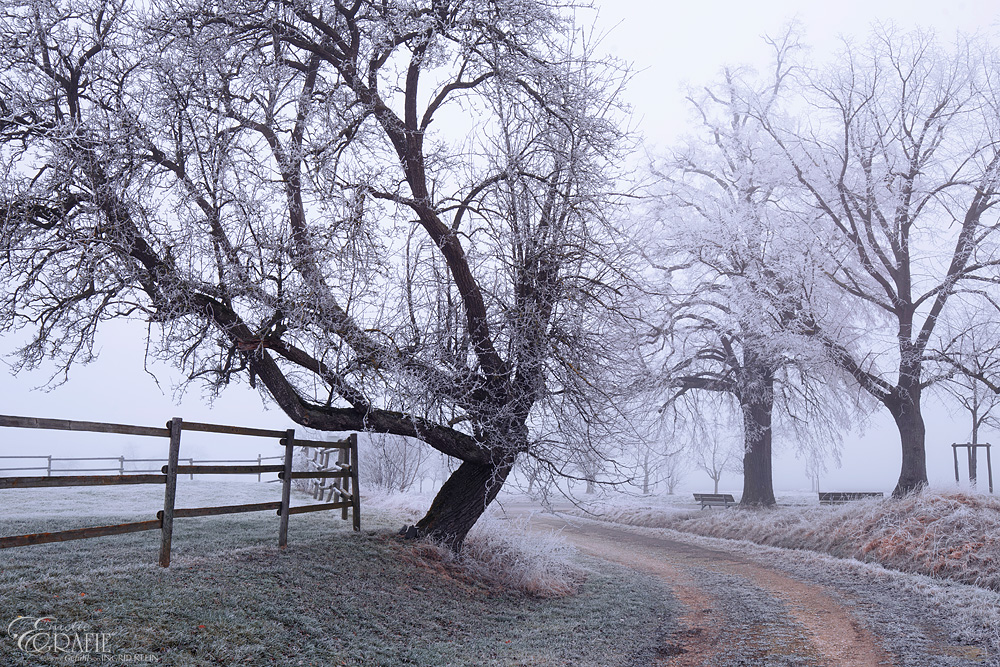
594,489,1000,591
367,493,584,597
404,515,584,598
409,514,584,598
455,514,584,598
853,491,1000,590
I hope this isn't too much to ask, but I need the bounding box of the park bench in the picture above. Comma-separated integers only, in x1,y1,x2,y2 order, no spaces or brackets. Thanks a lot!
694,493,737,509
818,491,884,505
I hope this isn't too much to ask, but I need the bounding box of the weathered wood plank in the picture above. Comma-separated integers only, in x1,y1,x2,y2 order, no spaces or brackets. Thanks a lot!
181,421,286,439
278,470,350,480
156,502,282,520
281,437,352,449
278,501,352,516
0,475,166,489
279,429,295,547
693,493,737,508
0,520,162,549
0,414,168,438
166,464,285,475
159,418,182,568
349,433,361,531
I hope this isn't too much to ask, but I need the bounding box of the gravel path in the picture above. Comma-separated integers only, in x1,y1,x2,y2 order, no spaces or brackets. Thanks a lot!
511,510,996,667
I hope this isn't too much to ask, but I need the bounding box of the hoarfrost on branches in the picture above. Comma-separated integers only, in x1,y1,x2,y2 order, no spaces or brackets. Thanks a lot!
0,0,640,549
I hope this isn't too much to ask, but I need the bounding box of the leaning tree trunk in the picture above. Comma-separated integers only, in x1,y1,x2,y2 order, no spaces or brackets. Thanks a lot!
414,459,513,551
889,386,928,498
739,376,776,507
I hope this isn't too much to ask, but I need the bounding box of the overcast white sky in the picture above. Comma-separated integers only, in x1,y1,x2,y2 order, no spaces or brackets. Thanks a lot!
2,0,999,493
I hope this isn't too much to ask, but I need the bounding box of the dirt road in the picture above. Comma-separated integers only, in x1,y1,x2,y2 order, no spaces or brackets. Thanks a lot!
506,509,994,667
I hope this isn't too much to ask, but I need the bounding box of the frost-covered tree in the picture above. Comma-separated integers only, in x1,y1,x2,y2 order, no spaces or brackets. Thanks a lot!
757,28,1000,496
660,448,687,495
363,433,429,493
645,35,844,506
0,0,638,549
630,418,684,495
693,430,734,495
634,439,684,495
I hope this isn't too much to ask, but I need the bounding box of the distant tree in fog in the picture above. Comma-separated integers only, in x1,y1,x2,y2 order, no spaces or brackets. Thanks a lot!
644,32,846,506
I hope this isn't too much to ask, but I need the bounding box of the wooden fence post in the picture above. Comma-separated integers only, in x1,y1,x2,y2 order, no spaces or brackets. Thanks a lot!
338,448,349,520
987,445,994,494
119,456,125,475
257,454,262,482
46,455,51,477
350,433,360,531
278,429,294,547
159,417,182,568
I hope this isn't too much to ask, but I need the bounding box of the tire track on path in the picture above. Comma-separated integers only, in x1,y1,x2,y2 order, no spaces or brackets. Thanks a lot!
515,510,895,666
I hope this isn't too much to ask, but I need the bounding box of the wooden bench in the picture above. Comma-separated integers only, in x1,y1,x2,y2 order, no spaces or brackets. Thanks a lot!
694,493,737,509
818,491,884,505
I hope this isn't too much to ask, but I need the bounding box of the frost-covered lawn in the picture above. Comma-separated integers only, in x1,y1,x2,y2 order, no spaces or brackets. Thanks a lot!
1,482,676,666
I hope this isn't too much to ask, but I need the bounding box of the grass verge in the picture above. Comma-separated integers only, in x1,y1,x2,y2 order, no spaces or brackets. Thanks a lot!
582,487,1000,592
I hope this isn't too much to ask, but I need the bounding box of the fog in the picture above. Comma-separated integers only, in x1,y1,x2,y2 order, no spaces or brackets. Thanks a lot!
1,0,998,495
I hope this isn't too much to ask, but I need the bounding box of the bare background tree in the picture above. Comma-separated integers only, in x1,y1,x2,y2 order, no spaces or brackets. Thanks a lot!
363,433,430,494
694,433,735,495
660,449,687,495
932,317,1000,486
756,28,1000,497
0,0,638,549
643,38,845,506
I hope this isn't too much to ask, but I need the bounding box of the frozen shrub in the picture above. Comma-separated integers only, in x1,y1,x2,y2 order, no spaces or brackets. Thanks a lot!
366,491,583,596
455,513,583,597
389,507,583,598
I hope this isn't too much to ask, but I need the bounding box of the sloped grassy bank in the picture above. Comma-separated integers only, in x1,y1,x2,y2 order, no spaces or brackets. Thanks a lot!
586,489,1000,592
1,484,678,666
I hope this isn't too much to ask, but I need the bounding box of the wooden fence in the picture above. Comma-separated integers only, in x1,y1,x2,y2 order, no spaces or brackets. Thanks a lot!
0,414,360,567
0,454,285,480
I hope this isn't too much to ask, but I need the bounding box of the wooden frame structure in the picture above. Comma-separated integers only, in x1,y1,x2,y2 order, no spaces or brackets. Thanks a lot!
0,414,361,566
951,442,994,494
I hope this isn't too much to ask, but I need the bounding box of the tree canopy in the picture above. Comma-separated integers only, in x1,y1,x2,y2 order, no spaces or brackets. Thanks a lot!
0,0,638,548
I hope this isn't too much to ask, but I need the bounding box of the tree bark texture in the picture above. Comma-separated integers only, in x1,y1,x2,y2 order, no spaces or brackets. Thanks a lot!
740,376,776,507
414,459,513,551
889,391,928,498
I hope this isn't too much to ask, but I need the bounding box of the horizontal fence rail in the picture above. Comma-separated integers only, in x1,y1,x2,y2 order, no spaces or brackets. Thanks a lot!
280,501,352,515
286,437,353,449
167,464,286,476
0,414,362,566
0,414,169,438
0,455,284,479
157,502,283,520
0,520,164,549
0,474,167,489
